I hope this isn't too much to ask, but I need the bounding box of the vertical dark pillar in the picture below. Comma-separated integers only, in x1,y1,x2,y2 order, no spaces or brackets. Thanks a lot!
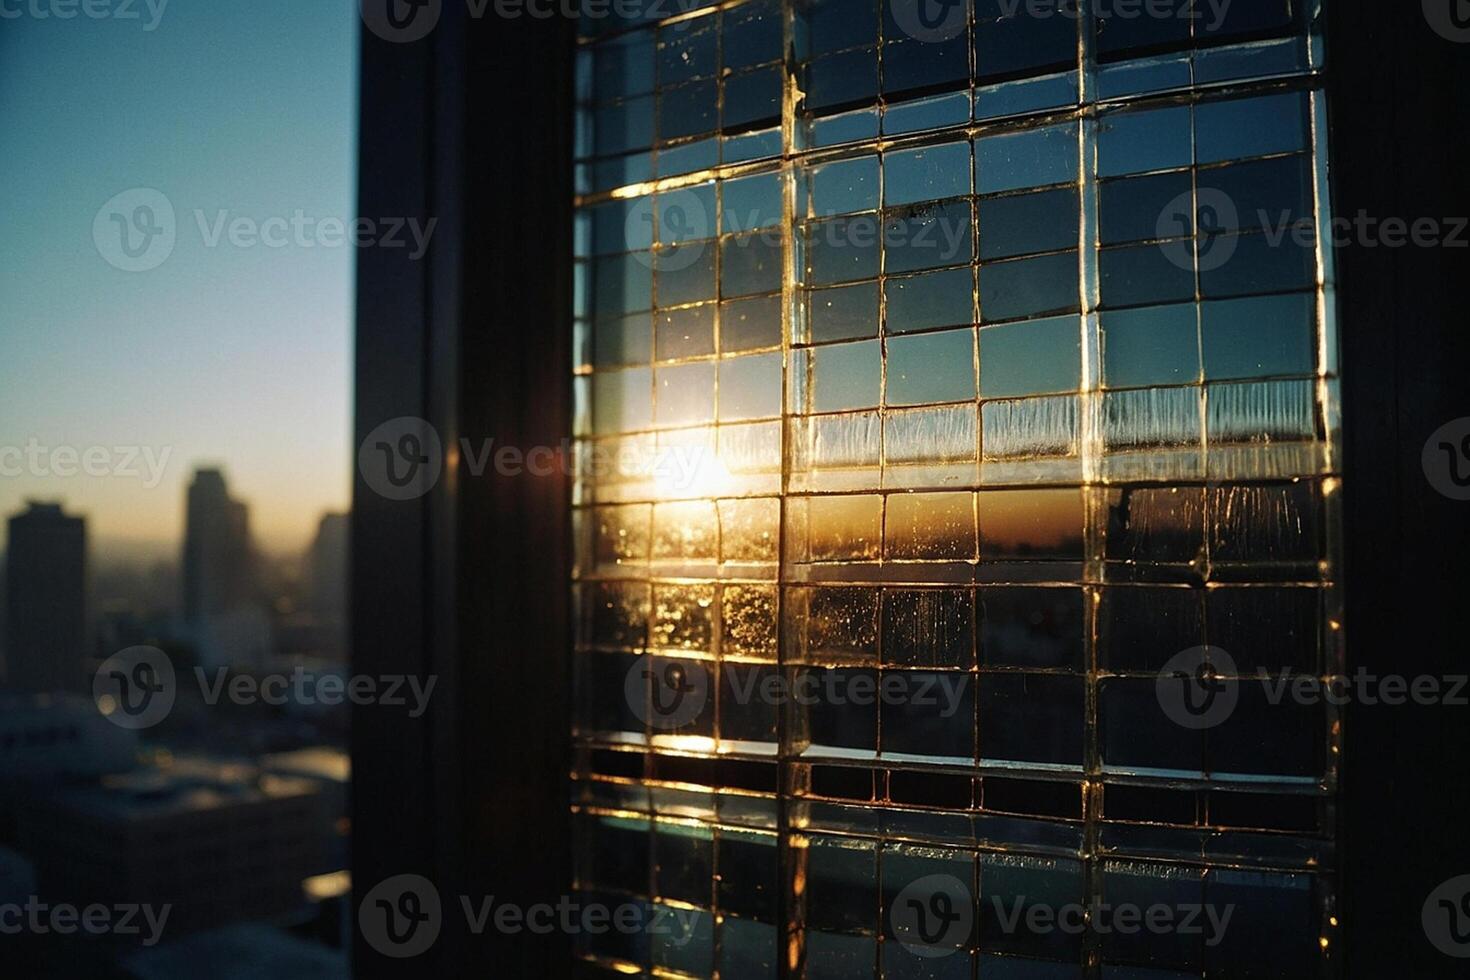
354,5,574,977
1328,2,1470,970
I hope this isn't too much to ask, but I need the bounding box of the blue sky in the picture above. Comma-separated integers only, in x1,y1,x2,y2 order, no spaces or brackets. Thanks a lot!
0,0,358,554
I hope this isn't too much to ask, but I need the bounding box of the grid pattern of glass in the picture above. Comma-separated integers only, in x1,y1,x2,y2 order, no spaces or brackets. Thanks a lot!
573,0,1341,975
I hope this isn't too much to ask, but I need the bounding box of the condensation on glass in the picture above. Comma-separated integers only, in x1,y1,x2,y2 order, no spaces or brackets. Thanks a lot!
571,0,1341,975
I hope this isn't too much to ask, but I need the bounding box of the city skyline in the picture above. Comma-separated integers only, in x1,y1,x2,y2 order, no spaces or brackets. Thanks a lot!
0,0,358,553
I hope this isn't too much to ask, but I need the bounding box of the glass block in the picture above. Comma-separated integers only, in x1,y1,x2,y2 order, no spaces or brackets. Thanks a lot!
974,0,1078,80
723,584,779,658
975,123,1078,193
885,405,978,466
805,836,879,932
887,329,977,407
810,155,880,216
981,395,1080,462
596,503,652,565
1100,303,1200,388
885,268,975,335
653,583,716,649
1207,482,1320,563
799,667,880,753
884,199,974,274
807,494,884,560
806,339,883,412
722,294,783,351
885,492,977,560
1103,486,1206,564
881,670,977,761
720,497,780,562
1200,293,1315,379
978,489,1084,560
655,362,717,427
656,303,715,360
590,580,651,649
882,589,975,668
979,587,1085,670
722,231,784,298
979,187,1080,260
795,586,881,662
977,854,1085,958
807,214,884,284
575,8,1342,974
979,251,1081,322
1096,104,1193,178
1097,586,1204,673
809,281,880,343
1195,91,1309,165
720,352,783,421
884,141,973,205
979,317,1081,399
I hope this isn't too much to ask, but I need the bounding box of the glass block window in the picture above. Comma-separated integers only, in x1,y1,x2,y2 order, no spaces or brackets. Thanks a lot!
574,0,1340,975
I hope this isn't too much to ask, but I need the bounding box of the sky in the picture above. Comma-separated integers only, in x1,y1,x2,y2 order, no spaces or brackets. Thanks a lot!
0,0,358,557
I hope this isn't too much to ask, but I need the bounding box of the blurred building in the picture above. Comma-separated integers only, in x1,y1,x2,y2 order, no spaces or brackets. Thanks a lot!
0,846,35,908
181,469,270,669
306,513,348,659
14,756,325,936
0,693,139,781
3,502,87,693
261,747,349,874
120,923,348,980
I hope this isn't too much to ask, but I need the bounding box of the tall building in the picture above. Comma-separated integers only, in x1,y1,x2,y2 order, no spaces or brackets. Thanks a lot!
3,502,87,693
307,512,349,659
14,756,325,936
181,469,268,669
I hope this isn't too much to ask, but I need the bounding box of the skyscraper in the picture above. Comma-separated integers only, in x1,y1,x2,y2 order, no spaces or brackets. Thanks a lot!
3,502,87,693
307,512,349,660
181,468,267,668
